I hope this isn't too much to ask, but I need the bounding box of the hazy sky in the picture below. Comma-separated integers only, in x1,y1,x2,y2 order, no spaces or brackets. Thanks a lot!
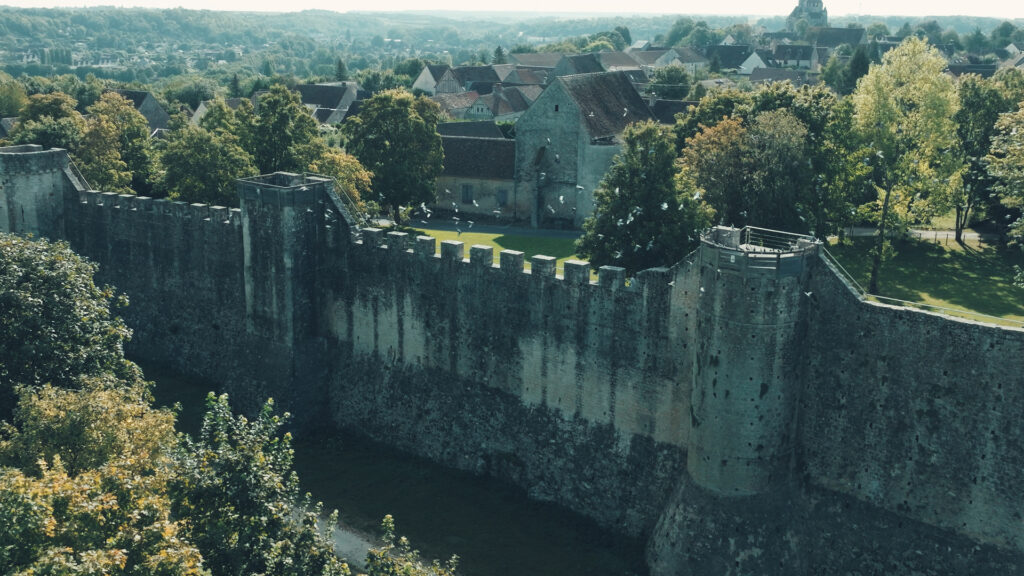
7,0,1024,19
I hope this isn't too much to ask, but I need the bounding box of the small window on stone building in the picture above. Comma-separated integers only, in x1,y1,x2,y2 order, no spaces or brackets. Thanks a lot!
554,104,559,112
461,184,473,204
497,189,508,207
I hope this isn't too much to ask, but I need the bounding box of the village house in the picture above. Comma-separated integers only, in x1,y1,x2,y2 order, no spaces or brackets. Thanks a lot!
112,89,171,135
507,52,564,68
464,84,538,122
674,46,711,75
773,44,818,69
553,52,645,77
628,48,683,73
433,135,519,222
514,71,654,228
432,91,479,119
294,82,362,125
704,44,753,71
808,26,868,50
738,50,771,75
412,63,452,95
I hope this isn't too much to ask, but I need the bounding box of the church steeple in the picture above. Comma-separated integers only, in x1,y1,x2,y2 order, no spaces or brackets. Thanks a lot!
786,0,828,33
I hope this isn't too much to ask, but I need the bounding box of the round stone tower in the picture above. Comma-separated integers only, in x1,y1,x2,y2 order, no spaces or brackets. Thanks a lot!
687,226,819,495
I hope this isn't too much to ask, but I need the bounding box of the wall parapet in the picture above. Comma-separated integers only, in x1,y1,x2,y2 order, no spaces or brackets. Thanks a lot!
353,227,649,293
76,190,242,228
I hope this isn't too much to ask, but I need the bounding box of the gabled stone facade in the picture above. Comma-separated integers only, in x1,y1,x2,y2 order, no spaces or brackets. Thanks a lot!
514,71,653,228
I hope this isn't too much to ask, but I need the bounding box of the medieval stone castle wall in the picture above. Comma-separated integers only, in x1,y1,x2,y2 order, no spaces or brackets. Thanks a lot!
3,144,1023,575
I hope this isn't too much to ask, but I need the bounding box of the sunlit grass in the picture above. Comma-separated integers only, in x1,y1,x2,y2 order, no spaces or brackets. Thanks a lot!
410,227,582,273
828,236,1024,325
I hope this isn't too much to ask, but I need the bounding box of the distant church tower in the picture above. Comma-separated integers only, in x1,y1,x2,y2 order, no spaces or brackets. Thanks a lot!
786,0,828,32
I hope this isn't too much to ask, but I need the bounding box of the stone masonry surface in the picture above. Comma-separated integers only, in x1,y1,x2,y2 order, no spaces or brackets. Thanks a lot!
2,145,1023,576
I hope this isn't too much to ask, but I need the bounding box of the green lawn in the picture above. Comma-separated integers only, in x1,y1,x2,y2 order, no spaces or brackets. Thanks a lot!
826,236,1024,325
410,228,582,273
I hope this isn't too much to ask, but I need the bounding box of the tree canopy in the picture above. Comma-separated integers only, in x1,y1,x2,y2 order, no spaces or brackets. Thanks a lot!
158,123,258,207
0,231,353,576
0,234,137,416
852,37,964,291
576,120,713,274
985,103,1024,241
10,92,85,151
251,84,325,174
648,65,691,100
342,89,443,223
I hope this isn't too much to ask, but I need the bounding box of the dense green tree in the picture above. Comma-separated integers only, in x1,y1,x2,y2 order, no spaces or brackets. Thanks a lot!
682,116,749,227
230,72,243,97
358,69,412,93
985,104,1024,241
493,46,508,65
681,111,817,233
335,58,349,81
309,149,374,212
825,45,872,96
666,17,695,47
0,233,355,576
684,22,719,48
820,53,848,94
648,65,691,100
576,120,713,274
990,21,1018,49
0,75,28,117
86,91,153,194
197,97,240,136
852,37,964,292
0,375,175,477
159,124,257,207
76,114,133,194
233,98,258,153
615,25,632,46
342,89,442,223
589,30,627,51
743,109,814,233
995,67,1024,107
806,97,873,237
866,22,890,39
0,234,137,416
954,74,1010,242
964,28,990,54
394,57,427,78
251,84,325,174
673,88,752,149
0,382,205,576
171,394,351,576
164,76,218,111
9,91,85,151
847,45,871,89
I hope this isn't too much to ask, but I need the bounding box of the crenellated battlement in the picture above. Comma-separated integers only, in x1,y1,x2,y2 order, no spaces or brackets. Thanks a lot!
353,227,670,296
76,190,243,228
